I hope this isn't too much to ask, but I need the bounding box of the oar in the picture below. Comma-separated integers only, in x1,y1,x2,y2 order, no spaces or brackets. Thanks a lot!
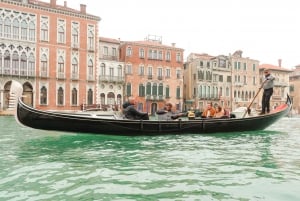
242,79,267,118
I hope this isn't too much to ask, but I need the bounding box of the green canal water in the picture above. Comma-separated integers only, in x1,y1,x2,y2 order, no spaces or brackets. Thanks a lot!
0,116,299,201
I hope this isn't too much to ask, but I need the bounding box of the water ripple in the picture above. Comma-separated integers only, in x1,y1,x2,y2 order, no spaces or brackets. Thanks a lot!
0,116,299,200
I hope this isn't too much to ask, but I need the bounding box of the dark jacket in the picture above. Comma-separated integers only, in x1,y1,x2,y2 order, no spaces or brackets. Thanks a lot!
122,102,149,120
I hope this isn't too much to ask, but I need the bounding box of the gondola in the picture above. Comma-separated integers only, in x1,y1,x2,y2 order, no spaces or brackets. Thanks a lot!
15,95,292,136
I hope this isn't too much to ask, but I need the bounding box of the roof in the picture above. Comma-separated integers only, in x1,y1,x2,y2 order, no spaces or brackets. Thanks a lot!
258,64,292,72
121,40,184,50
99,37,120,44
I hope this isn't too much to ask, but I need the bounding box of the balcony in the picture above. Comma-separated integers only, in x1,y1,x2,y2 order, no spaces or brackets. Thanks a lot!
274,82,288,87
99,55,118,61
234,82,244,87
87,75,94,81
71,43,79,49
148,75,153,79
98,75,125,83
40,71,48,78
71,73,79,80
57,72,65,79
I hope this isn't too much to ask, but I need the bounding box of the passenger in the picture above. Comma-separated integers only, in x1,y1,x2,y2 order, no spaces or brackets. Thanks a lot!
214,105,228,118
156,103,185,120
187,107,196,120
122,97,149,120
201,102,216,118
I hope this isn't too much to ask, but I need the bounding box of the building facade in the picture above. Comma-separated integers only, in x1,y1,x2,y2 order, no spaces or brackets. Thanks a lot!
259,61,291,111
0,0,100,112
119,36,184,115
98,37,124,110
184,50,260,112
289,65,300,115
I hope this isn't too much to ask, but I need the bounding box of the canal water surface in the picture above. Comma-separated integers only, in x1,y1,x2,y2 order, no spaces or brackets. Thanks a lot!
0,116,299,201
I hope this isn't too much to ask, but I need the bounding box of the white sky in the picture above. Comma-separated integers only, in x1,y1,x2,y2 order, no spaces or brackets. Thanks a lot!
53,0,299,68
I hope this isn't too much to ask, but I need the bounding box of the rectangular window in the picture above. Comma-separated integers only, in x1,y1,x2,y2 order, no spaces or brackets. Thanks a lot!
103,46,108,55
139,66,144,75
126,64,132,74
57,19,66,44
176,53,181,62
176,69,181,79
166,69,170,78
112,48,117,56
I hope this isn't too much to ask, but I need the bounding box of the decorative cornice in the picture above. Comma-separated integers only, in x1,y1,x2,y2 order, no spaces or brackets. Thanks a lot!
0,0,101,22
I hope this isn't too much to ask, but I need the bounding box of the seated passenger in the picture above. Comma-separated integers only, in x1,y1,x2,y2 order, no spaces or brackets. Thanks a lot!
201,102,216,118
122,97,149,120
214,105,228,118
156,103,185,120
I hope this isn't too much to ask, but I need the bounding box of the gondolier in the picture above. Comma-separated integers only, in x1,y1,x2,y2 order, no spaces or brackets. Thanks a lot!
260,69,275,115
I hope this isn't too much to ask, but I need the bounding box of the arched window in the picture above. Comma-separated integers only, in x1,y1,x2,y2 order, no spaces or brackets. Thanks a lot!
72,29,78,46
57,87,64,105
58,26,65,43
0,18,3,37
12,51,19,75
88,59,93,79
165,85,170,98
28,53,35,76
126,47,132,56
4,50,10,74
41,22,48,41
126,83,131,96
139,84,145,97
87,89,93,105
107,92,115,105
100,63,105,76
72,88,77,105
58,56,64,78
21,20,27,40
100,93,105,105
72,58,78,79
13,19,19,39
20,52,27,76
146,82,151,95
117,94,122,107
117,65,122,77
40,86,47,105
158,83,163,96
4,18,11,38
41,54,47,77
152,83,157,96
88,30,94,50
176,86,180,99
29,21,35,41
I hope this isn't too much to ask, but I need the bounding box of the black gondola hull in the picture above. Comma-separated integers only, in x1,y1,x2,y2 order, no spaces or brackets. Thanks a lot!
16,96,292,136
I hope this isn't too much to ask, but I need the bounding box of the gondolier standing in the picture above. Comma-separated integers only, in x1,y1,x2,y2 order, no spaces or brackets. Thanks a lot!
260,69,275,115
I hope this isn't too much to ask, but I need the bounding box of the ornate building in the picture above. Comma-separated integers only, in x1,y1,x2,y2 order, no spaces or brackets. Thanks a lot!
0,0,100,112
184,50,260,111
259,61,291,111
119,35,184,115
98,37,124,110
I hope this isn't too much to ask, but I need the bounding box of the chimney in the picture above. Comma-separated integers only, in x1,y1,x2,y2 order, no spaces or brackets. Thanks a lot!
278,59,282,67
80,4,86,14
171,43,176,47
50,0,56,7
64,1,67,7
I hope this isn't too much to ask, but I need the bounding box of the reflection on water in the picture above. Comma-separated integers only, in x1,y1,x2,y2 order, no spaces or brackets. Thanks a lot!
0,116,299,201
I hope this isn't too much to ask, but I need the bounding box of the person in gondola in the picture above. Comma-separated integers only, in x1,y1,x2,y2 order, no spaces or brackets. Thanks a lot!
260,69,275,115
156,102,185,120
122,97,149,120
214,105,226,118
201,102,216,118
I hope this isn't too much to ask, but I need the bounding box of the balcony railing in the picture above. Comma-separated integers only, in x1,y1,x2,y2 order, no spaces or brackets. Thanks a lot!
98,75,125,83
